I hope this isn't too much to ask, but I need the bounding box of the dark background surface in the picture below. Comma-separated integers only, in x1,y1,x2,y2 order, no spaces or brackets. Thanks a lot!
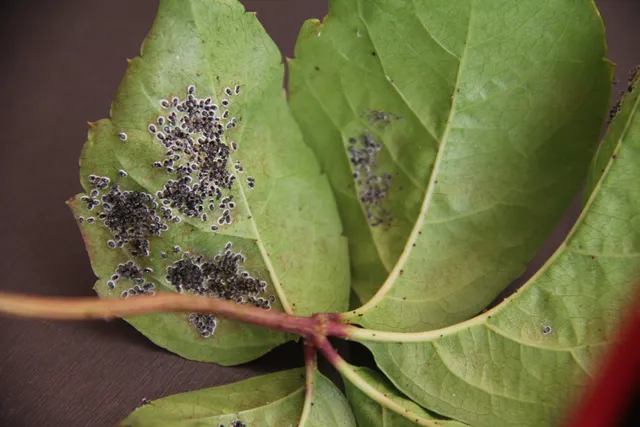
0,1,638,426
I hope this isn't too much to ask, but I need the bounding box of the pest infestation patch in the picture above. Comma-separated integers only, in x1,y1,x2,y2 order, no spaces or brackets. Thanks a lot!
107,261,156,297
78,83,254,249
149,84,249,231
79,83,251,254
347,109,402,227
165,242,274,338
81,176,167,257
76,83,276,339
221,421,246,427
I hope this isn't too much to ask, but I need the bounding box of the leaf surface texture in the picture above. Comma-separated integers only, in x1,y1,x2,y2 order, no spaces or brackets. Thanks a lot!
120,368,357,426
358,75,640,427
70,0,350,365
290,0,611,331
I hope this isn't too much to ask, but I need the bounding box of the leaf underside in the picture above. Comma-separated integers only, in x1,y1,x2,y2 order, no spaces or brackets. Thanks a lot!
119,368,357,426
358,73,640,427
66,0,640,426
344,366,468,427
289,0,611,331
69,0,350,365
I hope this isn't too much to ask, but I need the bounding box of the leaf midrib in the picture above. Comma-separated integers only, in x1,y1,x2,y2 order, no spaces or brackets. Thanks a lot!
355,80,640,349
354,0,475,315
228,89,295,314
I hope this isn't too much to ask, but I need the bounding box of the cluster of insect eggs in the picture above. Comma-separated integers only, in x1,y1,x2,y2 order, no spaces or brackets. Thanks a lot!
218,421,246,427
103,261,156,297
144,83,249,228
89,182,168,257
348,133,392,226
188,313,217,338
162,242,274,338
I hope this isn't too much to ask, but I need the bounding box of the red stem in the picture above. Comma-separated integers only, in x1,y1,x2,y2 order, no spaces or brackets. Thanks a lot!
0,291,352,340
312,335,343,367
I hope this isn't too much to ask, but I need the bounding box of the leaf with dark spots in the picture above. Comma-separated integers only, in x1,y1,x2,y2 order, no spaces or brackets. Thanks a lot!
289,0,612,331
69,0,350,365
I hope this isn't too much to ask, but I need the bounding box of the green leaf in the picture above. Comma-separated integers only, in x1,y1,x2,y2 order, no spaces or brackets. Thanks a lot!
344,366,467,427
289,0,611,331
69,0,350,364
355,75,640,427
119,368,357,427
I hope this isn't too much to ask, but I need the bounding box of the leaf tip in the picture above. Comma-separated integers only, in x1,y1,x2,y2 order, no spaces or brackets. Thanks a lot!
65,195,78,206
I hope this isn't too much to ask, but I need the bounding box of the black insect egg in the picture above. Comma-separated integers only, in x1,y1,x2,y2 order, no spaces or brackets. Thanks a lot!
119,132,127,141
224,87,233,96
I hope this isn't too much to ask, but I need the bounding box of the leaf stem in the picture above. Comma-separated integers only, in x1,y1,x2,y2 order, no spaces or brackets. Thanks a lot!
0,290,483,344
298,341,317,427
0,291,338,338
313,336,442,427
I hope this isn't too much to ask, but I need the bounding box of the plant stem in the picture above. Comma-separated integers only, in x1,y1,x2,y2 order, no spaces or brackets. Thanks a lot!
0,291,347,339
0,290,483,344
298,341,317,427
313,337,442,427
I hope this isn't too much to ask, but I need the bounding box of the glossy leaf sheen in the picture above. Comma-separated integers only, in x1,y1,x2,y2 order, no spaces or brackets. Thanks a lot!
119,368,357,426
69,0,350,365
359,81,640,426
289,0,611,331
344,367,467,427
